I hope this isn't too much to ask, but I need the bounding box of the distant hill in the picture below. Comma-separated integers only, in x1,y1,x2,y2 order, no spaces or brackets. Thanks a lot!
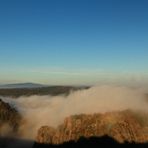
0,83,47,89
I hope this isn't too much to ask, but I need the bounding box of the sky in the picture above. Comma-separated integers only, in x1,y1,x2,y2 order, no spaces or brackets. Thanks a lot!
0,0,148,85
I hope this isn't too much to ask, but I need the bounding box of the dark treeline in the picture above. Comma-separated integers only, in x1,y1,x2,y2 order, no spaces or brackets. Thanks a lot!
0,86,89,98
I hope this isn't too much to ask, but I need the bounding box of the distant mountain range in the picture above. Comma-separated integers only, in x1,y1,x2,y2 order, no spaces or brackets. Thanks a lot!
0,83,48,89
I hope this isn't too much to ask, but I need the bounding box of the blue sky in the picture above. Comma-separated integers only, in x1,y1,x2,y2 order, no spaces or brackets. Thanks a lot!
0,0,148,85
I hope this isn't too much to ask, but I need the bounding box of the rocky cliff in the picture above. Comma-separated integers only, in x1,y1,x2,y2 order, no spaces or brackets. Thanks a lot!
36,110,148,145
0,99,22,136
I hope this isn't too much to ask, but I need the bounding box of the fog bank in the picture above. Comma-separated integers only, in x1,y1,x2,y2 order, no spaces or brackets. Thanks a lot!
1,85,148,140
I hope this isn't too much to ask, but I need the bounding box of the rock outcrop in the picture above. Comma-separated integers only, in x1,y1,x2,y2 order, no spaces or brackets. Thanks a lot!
0,99,21,136
36,110,148,145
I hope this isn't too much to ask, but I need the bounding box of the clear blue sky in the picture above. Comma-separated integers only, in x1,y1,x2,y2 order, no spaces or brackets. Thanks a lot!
0,0,148,85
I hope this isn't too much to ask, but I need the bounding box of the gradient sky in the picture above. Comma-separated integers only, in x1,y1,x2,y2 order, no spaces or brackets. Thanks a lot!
0,0,148,85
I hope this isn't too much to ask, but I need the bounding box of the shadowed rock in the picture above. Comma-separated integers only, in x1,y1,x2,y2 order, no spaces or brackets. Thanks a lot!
0,99,22,136
34,136,148,148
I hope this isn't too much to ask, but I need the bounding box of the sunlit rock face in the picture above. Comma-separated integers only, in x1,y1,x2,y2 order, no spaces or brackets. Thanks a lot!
0,99,22,136
36,111,148,145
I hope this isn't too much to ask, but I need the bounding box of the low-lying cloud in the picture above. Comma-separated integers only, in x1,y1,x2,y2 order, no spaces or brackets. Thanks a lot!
1,85,148,140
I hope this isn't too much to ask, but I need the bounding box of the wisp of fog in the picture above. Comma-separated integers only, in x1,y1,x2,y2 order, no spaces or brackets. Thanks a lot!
1,85,148,140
